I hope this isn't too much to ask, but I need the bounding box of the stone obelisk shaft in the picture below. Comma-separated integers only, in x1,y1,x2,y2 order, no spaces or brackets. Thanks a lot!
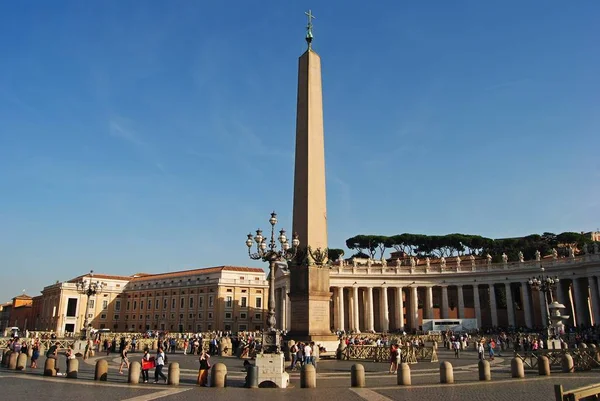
292,49,328,250
289,49,332,340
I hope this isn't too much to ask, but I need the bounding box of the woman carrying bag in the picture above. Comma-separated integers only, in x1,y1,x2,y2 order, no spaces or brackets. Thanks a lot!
197,350,211,387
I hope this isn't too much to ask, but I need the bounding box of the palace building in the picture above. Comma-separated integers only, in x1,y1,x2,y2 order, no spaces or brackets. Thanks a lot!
34,266,268,336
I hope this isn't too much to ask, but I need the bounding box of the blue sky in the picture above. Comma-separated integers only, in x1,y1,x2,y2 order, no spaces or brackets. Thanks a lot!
0,1,598,301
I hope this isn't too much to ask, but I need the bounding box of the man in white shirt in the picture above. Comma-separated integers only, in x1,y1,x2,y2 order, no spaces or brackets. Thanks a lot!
154,347,168,383
303,343,313,366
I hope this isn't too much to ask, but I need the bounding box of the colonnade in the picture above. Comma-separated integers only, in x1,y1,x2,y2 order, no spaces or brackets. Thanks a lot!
275,275,600,332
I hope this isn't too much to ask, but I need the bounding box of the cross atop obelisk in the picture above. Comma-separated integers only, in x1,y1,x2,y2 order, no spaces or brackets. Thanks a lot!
305,9,315,49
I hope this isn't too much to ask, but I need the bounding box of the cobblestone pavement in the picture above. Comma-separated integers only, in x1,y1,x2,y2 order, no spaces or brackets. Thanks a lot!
1,348,598,400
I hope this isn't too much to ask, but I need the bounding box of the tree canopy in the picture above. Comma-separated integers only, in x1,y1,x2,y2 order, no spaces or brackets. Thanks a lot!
344,231,593,261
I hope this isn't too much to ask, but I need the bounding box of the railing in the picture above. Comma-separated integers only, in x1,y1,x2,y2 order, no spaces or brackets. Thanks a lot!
555,383,600,401
513,348,600,371
343,345,437,363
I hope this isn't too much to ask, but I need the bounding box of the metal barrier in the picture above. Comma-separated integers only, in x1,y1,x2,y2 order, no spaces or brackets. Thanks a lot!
344,345,437,363
513,349,600,371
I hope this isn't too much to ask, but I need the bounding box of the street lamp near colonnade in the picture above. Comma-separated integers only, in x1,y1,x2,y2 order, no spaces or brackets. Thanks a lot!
246,211,299,353
528,264,559,334
76,270,106,339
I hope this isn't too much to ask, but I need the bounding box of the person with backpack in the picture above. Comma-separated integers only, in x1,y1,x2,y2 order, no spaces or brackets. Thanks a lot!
289,343,298,371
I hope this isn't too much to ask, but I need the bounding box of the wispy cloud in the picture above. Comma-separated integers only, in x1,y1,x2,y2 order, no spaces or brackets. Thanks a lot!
109,118,146,148
108,116,166,173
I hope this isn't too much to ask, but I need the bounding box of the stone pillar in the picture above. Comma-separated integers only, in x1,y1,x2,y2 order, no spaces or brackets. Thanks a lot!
441,286,449,319
572,278,587,327
457,285,465,319
353,286,360,333
338,286,345,332
348,288,354,331
380,287,389,332
589,277,600,326
411,287,419,330
556,280,564,303
505,282,515,327
395,287,404,330
281,286,287,331
538,289,548,327
367,287,375,332
521,282,533,328
489,284,498,327
425,286,434,319
473,285,482,328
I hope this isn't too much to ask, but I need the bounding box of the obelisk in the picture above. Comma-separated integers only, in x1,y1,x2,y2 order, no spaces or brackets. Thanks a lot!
288,10,335,341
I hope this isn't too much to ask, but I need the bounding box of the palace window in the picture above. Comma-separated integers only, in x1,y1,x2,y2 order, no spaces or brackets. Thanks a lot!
115,300,121,311
241,297,247,308
226,296,233,308
255,297,262,308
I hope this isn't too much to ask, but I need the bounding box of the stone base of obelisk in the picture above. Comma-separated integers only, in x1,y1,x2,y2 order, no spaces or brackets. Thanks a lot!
255,353,289,388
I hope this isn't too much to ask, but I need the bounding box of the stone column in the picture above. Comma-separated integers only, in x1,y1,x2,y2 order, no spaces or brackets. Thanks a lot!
425,286,434,319
505,282,515,327
441,286,449,319
338,286,345,332
284,286,289,331
286,286,292,330
473,285,482,328
380,287,389,332
538,289,548,327
521,282,533,328
395,287,405,330
411,286,419,330
556,280,566,305
489,284,498,327
353,286,360,333
589,277,600,326
572,278,587,327
457,285,465,319
367,287,375,332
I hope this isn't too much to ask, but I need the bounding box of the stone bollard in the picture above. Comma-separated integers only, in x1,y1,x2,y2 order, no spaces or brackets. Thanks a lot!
3,351,11,368
397,362,411,386
511,357,524,378
580,343,588,349
16,353,27,371
152,340,158,351
129,361,141,384
168,362,180,385
538,356,550,376
67,358,79,379
44,358,57,377
8,352,18,370
440,361,454,384
478,359,491,381
95,359,108,381
301,363,317,388
210,363,227,388
561,354,574,373
350,364,365,388
218,342,225,357
1,350,9,367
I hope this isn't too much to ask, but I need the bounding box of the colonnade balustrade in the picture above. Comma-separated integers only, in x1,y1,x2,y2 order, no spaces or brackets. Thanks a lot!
273,253,600,332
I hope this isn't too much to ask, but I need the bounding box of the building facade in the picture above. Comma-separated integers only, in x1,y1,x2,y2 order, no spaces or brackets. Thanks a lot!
36,266,268,335
275,251,600,333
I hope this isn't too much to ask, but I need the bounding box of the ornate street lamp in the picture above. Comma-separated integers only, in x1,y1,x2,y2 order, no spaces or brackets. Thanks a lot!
246,211,299,353
76,270,106,339
528,265,559,333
